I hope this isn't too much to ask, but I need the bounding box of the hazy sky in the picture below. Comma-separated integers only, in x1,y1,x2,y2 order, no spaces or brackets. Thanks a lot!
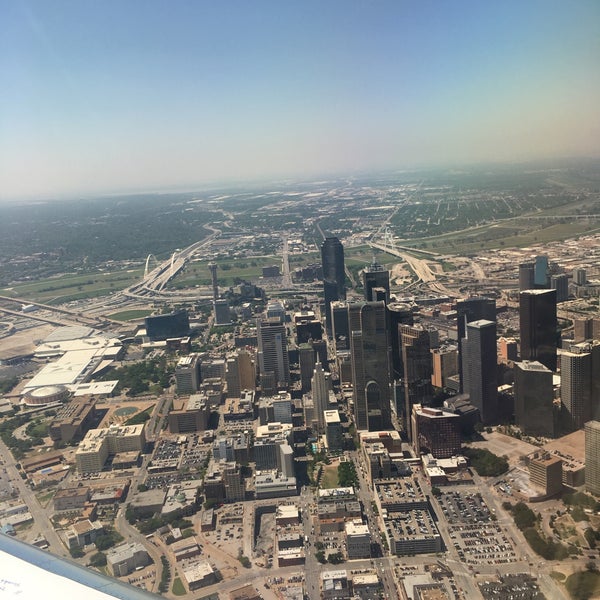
1,0,599,200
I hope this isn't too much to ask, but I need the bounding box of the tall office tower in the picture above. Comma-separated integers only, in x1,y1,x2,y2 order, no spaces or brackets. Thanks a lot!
321,237,346,335
298,343,315,392
514,361,554,437
431,344,458,389
175,355,202,394
387,302,414,379
519,289,557,371
266,301,286,323
573,267,587,286
349,301,391,431
208,262,219,301
550,274,569,303
331,301,350,351
519,263,535,292
456,297,496,393
225,349,255,398
400,324,433,437
462,319,498,424
312,361,331,433
324,410,344,451
534,255,550,288
257,318,290,393
561,350,592,431
294,311,322,344
573,318,600,343
214,299,231,325
499,337,518,362
410,405,461,459
585,421,600,495
363,258,390,303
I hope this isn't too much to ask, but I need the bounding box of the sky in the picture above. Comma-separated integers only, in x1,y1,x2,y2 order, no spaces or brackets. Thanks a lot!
1,0,599,200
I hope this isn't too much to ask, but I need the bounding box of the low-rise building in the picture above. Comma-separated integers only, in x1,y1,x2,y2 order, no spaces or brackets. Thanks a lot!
107,542,150,576
345,521,371,559
181,560,217,590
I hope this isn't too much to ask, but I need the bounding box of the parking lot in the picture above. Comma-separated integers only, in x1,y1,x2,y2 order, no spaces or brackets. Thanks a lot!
437,489,518,565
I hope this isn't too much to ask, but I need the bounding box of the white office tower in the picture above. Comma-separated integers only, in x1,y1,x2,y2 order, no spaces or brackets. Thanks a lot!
257,318,290,394
279,443,295,478
312,361,331,433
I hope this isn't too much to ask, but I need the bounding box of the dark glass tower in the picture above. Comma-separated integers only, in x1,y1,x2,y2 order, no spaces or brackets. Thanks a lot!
462,319,498,424
321,237,346,335
387,302,414,379
519,289,557,372
349,301,391,431
456,297,496,393
363,258,390,303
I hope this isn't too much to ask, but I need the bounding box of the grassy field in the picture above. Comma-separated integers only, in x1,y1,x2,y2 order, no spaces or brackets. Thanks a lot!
108,309,153,321
399,218,600,255
1,269,144,304
319,463,339,489
171,577,186,596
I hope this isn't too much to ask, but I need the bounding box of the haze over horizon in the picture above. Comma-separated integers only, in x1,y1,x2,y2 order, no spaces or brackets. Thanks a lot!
2,0,600,201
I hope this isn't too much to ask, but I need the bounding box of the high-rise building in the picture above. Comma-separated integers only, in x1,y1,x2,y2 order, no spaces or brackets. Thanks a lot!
257,318,290,393
431,344,458,389
514,361,554,437
573,268,587,286
400,324,433,437
387,302,414,379
331,300,350,351
213,299,231,325
298,343,315,392
363,258,390,303
324,410,343,452
349,301,391,431
175,354,201,394
519,263,535,292
585,421,600,495
456,297,496,393
534,255,550,288
550,274,569,303
312,361,331,433
561,350,592,431
462,319,497,424
321,237,346,334
519,289,557,372
573,318,600,343
225,349,255,398
410,405,461,459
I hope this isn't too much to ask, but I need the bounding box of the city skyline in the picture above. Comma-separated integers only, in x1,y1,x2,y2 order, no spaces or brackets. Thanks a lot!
2,0,600,201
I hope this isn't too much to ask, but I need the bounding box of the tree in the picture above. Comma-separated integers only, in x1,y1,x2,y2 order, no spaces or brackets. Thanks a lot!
89,552,107,567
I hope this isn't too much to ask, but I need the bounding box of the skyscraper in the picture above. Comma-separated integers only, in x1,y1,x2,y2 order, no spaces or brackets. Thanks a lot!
462,319,497,424
387,302,414,379
550,274,569,303
534,255,550,288
312,362,331,433
349,301,391,431
585,421,600,495
519,263,535,292
321,237,346,335
225,349,256,398
561,350,592,431
257,318,290,393
400,324,433,437
456,297,496,393
363,258,390,303
514,361,554,437
519,289,557,372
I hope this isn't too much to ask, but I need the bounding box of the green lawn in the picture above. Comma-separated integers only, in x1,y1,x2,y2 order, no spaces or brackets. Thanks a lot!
108,309,153,321
565,569,600,600
319,464,339,489
172,577,186,596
